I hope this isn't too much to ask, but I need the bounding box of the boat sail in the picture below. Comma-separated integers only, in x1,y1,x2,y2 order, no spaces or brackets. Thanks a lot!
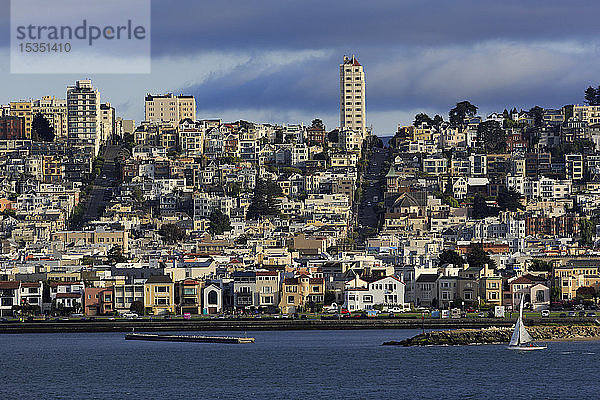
508,294,546,350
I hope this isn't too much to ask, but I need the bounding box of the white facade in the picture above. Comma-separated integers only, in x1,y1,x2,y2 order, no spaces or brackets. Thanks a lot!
340,55,366,151
344,276,406,311
67,80,102,156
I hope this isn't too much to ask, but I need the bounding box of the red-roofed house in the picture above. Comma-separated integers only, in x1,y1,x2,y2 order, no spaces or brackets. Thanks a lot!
50,282,85,312
0,281,21,317
508,274,550,311
84,287,114,316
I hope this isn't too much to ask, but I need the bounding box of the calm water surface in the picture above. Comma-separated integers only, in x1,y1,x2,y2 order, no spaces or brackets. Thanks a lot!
1,329,598,399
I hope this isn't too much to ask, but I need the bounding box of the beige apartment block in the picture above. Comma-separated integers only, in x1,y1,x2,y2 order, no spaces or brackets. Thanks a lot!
340,55,366,151
32,96,68,139
10,101,32,139
145,93,196,126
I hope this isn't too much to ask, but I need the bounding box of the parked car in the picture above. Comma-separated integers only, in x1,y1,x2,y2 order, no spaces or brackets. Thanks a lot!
478,312,486,318
559,313,567,318
541,310,550,317
568,311,576,317
578,311,586,317
121,312,138,319
587,312,596,317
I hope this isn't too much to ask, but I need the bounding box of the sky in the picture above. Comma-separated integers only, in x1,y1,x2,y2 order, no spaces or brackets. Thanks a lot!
1,0,600,135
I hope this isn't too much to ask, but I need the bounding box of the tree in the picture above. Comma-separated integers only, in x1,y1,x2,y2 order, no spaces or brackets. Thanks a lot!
449,101,478,127
158,223,187,244
432,114,444,128
311,119,324,130
209,209,231,235
438,249,465,267
466,245,496,269
529,259,552,272
585,86,597,106
132,187,144,204
496,187,524,212
130,300,145,315
108,245,127,264
413,113,433,127
579,217,595,247
246,178,283,220
576,286,596,300
528,106,544,127
31,113,55,142
477,120,506,153
328,129,339,143
472,194,498,219
274,130,284,144
227,182,241,197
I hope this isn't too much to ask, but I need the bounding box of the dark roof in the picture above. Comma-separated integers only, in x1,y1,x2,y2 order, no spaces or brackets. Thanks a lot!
0,281,20,289
146,275,172,284
56,293,81,299
416,274,439,283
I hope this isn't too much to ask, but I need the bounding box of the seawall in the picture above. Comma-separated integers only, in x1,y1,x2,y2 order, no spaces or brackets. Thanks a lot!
0,317,594,334
383,325,600,346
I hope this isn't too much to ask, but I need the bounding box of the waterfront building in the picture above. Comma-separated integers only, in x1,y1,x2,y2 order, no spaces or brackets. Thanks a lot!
144,275,175,315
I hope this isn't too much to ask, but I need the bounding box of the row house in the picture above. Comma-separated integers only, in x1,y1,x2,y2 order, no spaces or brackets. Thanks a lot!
0,281,43,317
344,276,407,311
279,274,325,314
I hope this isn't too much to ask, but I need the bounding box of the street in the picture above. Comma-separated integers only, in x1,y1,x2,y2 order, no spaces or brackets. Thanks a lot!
356,146,389,244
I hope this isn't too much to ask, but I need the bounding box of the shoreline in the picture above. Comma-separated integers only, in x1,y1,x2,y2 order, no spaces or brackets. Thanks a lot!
0,317,595,334
383,324,600,346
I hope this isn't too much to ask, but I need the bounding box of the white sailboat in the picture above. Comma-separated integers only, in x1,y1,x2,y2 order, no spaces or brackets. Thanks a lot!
508,294,546,350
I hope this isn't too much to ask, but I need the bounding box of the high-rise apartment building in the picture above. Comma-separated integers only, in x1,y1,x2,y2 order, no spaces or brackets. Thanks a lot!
340,55,366,151
144,93,196,126
67,80,102,156
10,101,33,139
100,103,115,143
32,96,68,139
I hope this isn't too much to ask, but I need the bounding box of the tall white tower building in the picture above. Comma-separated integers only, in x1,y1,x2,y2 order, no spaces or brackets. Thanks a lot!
340,55,366,151
67,80,102,156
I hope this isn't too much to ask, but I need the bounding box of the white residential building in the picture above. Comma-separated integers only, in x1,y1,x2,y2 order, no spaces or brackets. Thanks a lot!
340,55,366,151
344,276,407,311
67,80,102,156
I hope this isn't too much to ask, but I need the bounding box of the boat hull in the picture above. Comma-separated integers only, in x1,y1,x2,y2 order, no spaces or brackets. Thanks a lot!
125,333,255,344
507,345,546,351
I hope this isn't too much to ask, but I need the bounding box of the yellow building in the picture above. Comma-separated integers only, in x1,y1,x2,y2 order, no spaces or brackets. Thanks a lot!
554,264,600,300
10,101,33,139
42,156,63,183
279,275,325,314
144,275,175,315
32,96,68,139
51,229,129,252
478,265,502,306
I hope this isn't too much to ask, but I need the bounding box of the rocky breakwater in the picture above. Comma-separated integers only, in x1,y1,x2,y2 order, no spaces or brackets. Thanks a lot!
383,325,600,346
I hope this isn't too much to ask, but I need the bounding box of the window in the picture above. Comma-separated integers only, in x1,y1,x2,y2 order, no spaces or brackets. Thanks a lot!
155,298,169,305
208,290,218,305
155,286,169,293
287,296,295,304
363,295,373,303
536,290,545,302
